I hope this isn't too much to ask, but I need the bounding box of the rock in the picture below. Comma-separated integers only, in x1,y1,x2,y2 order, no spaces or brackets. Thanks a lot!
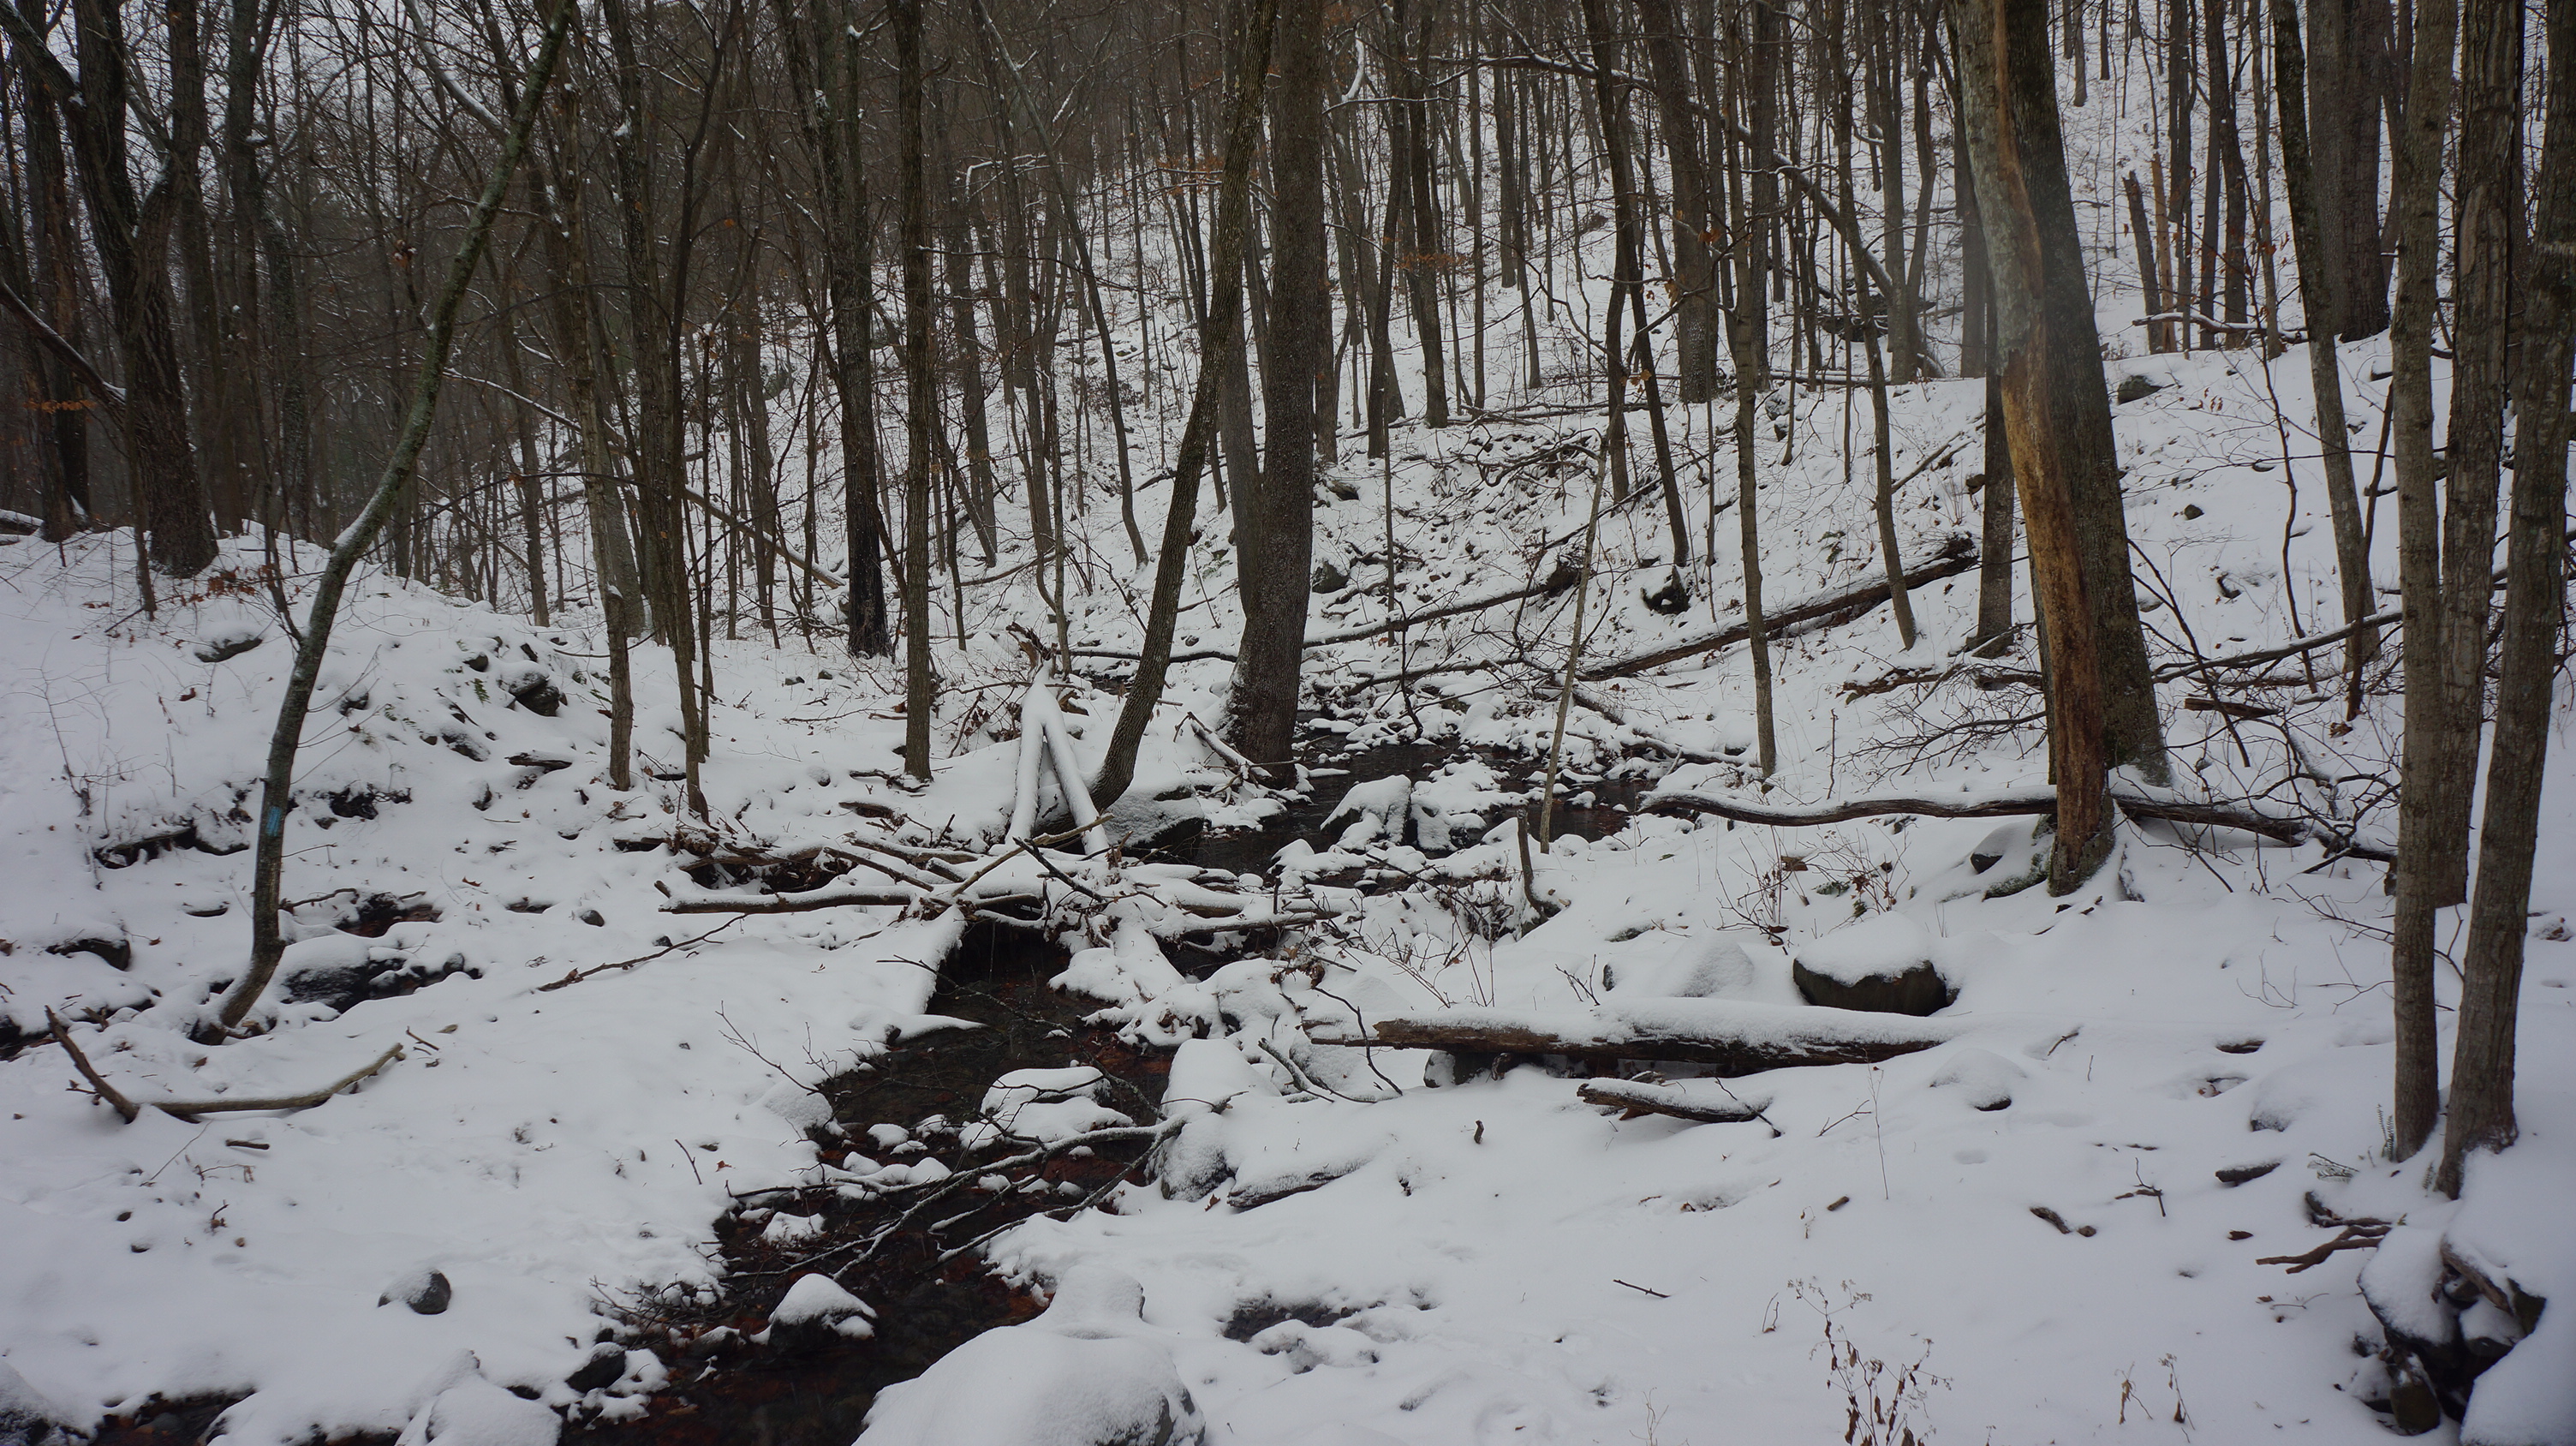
857,1268,1201,1446
194,633,265,664
2385,1346,2444,1435
1641,571,1690,615
1967,822,2029,875
1324,480,1361,502
2215,1161,2281,1186
1323,776,1412,848
1603,937,1762,1001
420,1377,561,1445
380,1267,454,1315
564,1342,628,1393
2115,373,2164,403
1792,916,1956,1016
577,909,605,927
45,935,130,971
505,672,565,717
0,1360,73,1446
2180,502,2204,519
765,1273,877,1351
1928,1048,2023,1110
1310,560,1348,593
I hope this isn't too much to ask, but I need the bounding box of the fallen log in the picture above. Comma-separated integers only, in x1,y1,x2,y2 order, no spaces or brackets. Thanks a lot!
1310,999,1961,1076
1582,534,1980,680
1577,1077,1776,1123
1644,781,2398,863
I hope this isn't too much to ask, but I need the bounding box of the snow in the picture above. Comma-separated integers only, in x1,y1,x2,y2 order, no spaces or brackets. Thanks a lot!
855,1268,1202,1446
768,1274,874,1337
0,36,2570,1446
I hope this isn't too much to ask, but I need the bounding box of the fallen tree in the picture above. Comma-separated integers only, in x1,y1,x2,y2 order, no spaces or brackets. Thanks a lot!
1643,780,2396,862
1582,534,1980,680
1309,999,1961,1075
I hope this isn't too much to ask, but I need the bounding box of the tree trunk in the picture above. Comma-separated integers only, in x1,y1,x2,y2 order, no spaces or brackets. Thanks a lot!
1388,0,1449,429
1093,0,1279,813
2269,0,2380,679
2437,0,2572,1199
892,0,937,780
2384,0,2460,1162
223,0,572,1029
1949,0,2124,891
1635,0,1721,402
1224,0,1323,777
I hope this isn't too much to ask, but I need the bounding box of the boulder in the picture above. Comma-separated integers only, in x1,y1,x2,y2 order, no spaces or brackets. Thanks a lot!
564,1343,629,1393
1792,916,1956,1016
1927,1048,2023,1110
1603,936,1762,1001
379,1266,453,1315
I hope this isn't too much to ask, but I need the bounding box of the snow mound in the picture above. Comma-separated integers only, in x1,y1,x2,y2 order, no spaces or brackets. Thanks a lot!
856,1268,1201,1446
768,1273,874,1340
983,1067,1133,1143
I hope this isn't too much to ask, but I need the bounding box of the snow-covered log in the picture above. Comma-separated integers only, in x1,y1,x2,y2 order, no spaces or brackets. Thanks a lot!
1310,999,1961,1075
1644,780,2397,862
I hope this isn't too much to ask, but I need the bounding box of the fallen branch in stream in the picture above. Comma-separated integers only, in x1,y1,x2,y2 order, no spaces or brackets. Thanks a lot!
748,1118,1188,1278
661,885,1044,916
1311,999,1961,1075
1643,781,2396,863
1582,534,1980,680
49,1009,403,1123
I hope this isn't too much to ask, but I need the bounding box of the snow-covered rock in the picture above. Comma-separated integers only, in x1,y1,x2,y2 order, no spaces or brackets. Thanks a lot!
856,1268,1202,1446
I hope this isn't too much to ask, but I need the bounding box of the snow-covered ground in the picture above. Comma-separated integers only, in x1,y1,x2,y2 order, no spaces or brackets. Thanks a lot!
3,43,2573,1446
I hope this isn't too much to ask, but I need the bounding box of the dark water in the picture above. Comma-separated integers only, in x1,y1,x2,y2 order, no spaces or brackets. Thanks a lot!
556,923,1169,1445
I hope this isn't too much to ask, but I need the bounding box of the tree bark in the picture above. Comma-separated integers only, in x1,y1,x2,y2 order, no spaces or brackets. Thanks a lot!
3,0,218,575
2269,0,2379,680
2385,0,2460,1162
894,0,936,780
2438,0,2572,1199
1092,0,1279,812
1223,0,1323,777
1949,0,2132,891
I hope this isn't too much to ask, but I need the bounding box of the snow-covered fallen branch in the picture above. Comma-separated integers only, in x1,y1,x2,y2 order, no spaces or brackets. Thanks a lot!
1582,534,1981,679
1576,1077,1776,1125
1643,780,2397,863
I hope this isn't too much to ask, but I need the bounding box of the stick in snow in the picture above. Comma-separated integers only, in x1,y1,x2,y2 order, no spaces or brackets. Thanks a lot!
50,1011,402,1123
